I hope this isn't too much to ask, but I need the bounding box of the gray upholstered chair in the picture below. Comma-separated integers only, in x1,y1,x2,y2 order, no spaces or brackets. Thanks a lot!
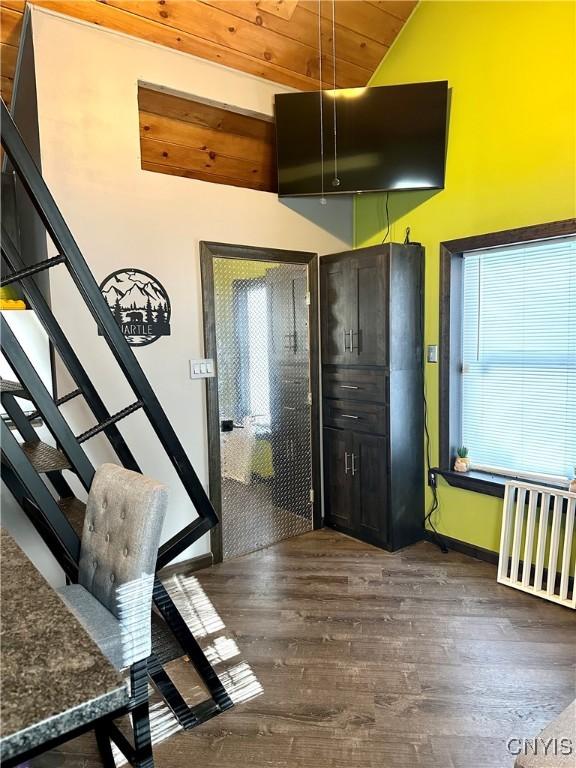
58,463,168,768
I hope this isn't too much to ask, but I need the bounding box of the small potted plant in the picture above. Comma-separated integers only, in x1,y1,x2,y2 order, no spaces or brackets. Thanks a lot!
454,446,470,473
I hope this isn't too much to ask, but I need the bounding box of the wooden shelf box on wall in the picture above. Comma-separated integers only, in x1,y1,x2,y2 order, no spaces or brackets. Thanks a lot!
138,86,277,193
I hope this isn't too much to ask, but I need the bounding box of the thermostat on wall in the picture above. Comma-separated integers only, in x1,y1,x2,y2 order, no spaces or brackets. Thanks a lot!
189,359,215,379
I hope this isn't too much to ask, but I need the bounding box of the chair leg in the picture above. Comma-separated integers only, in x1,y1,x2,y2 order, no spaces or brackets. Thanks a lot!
95,724,117,768
130,659,154,768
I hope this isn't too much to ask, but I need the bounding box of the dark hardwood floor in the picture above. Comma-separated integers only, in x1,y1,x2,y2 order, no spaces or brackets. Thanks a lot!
32,530,576,768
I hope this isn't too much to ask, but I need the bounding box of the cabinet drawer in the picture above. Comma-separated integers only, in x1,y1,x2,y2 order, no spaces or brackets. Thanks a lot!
323,398,387,435
323,368,387,403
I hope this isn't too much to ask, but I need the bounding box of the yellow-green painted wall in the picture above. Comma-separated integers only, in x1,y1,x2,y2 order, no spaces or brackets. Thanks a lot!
355,0,576,552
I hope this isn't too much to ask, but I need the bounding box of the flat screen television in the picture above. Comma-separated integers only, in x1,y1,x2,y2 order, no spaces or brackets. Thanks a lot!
275,81,448,197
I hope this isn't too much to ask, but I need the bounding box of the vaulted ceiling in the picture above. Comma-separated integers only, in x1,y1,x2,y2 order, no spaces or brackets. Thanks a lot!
0,0,417,105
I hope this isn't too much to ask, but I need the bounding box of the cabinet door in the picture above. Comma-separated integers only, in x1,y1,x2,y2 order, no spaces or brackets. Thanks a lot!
320,258,351,365
349,251,388,366
323,427,354,529
352,432,388,544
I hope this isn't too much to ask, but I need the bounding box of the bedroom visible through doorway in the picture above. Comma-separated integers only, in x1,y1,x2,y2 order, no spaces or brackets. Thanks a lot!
201,243,320,562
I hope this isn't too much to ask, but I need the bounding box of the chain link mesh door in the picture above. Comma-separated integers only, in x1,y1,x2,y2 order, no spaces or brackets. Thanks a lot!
213,257,313,560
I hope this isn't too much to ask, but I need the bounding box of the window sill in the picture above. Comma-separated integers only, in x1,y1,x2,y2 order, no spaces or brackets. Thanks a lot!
430,467,569,499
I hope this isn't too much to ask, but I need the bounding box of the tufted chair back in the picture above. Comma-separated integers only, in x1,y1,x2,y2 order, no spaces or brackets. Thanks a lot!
78,463,167,662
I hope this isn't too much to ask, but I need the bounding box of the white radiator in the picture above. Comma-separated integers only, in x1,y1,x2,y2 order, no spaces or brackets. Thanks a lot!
498,480,576,609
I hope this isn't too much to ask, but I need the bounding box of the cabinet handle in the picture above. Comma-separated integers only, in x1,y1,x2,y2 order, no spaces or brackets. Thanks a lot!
342,330,350,352
351,453,357,476
283,406,296,411
340,414,360,419
350,330,359,352
339,385,359,390
344,451,350,474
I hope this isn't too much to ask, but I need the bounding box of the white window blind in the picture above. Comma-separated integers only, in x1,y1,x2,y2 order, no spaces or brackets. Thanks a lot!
461,235,576,480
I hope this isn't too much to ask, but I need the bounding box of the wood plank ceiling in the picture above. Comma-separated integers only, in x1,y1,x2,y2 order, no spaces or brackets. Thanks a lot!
0,0,416,105
1,0,416,190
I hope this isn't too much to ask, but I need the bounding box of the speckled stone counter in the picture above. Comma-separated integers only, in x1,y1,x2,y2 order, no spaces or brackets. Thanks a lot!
0,528,129,764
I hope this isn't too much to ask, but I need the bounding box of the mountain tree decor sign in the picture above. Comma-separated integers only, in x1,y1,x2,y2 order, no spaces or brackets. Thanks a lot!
99,268,171,347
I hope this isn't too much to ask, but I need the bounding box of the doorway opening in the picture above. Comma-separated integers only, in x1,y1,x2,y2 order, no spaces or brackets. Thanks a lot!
200,242,320,562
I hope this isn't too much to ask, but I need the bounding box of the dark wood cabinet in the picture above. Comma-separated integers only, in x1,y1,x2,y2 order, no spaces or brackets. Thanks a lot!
323,427,388,543
323,427,355,529
320,249,388,367
320,257,351,366
354,432,388,542
321,243,424,551
349,250,388,366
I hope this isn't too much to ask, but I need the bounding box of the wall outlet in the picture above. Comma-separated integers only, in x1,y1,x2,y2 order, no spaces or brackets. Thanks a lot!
427,344,438,363
189,359,215,379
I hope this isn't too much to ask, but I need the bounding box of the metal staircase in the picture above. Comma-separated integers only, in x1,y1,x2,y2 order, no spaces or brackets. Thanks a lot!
0,98,233,732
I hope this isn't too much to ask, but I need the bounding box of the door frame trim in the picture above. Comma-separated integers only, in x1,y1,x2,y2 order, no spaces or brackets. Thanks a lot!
200,241,321,563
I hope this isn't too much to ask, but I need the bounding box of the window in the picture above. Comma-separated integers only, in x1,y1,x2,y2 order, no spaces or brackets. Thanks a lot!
439,220,576,495
461,237,575,480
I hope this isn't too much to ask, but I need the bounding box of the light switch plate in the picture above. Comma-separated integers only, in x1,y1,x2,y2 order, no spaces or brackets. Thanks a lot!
189,359,215,379
427,345,438,363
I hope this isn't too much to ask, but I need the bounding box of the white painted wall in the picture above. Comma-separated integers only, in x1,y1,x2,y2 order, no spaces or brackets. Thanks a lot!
28,7,351,563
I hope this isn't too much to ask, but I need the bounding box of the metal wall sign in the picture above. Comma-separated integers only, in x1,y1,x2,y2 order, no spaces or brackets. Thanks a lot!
99,268,171,347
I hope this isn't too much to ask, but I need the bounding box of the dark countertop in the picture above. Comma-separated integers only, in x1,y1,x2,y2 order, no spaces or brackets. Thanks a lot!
0,528,129,763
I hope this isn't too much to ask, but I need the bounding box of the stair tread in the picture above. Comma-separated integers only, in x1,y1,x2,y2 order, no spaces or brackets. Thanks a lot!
57,497,86,537
0,378,30,398
21,441,71,473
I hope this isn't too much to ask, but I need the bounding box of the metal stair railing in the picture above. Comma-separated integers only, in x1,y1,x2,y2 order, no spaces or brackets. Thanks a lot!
1,98,218,568
1,223,141,474
0,97,232,731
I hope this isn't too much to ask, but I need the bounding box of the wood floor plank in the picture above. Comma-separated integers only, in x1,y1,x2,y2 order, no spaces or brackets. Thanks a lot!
30,528,576,768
